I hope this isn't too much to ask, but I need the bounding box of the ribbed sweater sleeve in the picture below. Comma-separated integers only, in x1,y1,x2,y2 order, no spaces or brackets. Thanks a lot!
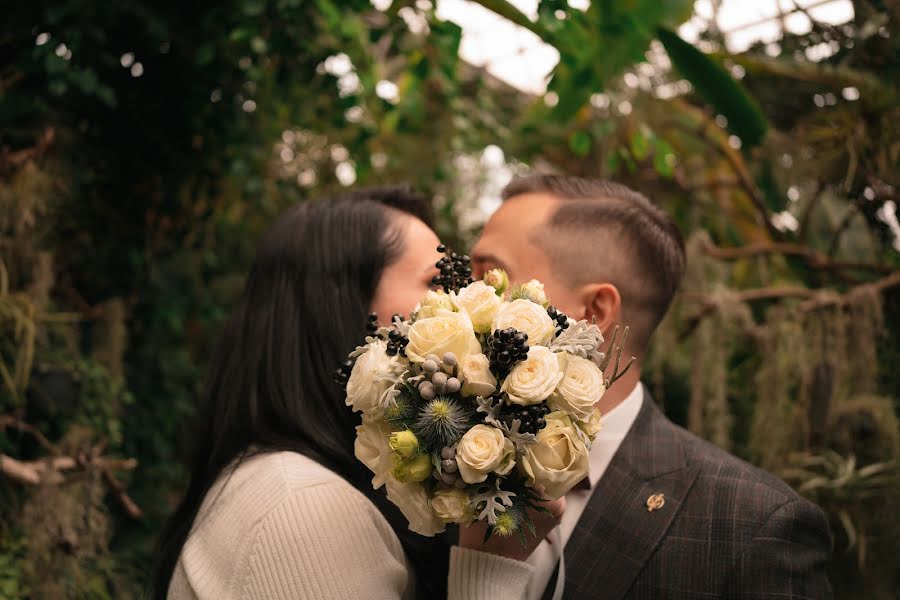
239,481,409,599
169,452,535,600
449,547,536,600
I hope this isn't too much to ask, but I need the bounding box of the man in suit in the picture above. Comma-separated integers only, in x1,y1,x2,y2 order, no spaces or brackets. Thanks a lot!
470,175,832,599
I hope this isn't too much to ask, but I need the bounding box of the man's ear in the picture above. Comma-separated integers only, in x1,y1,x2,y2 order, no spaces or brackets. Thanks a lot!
578,283,621,333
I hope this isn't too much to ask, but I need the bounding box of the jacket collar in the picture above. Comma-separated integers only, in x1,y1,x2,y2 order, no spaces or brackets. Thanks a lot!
561,389,699,599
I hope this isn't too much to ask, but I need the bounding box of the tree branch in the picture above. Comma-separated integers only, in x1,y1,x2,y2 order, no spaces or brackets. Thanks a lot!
0,453,137,486
1,415,143,519
0,414,59,454
799,271,900,312
699,238,893,274
679,271,900,339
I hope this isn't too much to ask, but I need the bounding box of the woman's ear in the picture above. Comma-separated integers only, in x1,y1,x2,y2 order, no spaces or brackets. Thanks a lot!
578,283,621,333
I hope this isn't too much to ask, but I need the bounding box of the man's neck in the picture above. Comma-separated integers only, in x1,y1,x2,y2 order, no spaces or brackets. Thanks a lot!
596,363,642,415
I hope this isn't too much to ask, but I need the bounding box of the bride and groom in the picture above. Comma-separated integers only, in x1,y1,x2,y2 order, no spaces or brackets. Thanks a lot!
152,175,832,599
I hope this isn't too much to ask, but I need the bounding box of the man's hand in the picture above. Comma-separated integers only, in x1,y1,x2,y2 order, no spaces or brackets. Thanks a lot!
458,486,565,562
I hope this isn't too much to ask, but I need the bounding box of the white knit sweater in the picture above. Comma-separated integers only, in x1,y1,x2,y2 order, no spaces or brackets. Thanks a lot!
168,451,534,599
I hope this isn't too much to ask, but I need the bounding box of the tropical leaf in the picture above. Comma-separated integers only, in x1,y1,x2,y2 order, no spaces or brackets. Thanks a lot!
657,27,768,148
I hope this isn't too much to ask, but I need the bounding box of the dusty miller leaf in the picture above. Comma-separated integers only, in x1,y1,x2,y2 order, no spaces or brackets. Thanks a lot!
500,418,537,452
475,396,503,427
473,479,517,525
549,319,604,361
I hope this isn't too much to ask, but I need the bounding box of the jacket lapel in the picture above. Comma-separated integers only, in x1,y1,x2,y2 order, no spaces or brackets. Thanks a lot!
562,390,700,599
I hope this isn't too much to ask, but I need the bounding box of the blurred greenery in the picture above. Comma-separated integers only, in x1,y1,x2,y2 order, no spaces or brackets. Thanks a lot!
1,0,898,598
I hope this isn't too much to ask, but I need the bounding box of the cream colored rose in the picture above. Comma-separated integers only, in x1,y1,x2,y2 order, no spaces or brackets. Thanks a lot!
405,309,481,364
431,487,473,524
492,299,555,346
354,418,395,489
456,424,516,484
459,353,497,397
577,407,603,442
385,479,445,536
482,269,509,295
415,290,456,319
519,411,590,500
519,279,548,306
502,346,564,406
455,281,503,333
345,340,405,416
549,352,606,421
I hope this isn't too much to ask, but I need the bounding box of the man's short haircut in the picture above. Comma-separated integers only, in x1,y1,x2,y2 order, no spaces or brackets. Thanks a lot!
502,174,685,355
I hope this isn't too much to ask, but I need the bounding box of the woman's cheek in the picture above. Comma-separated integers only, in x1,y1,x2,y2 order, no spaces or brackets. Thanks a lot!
390,284,426,320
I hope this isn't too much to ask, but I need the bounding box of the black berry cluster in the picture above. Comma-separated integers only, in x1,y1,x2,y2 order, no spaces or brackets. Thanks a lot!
431,244,474,293
365,312,379,336
333,358,354,387
487,328,530,377
385,328,409,357
546,305,570,337
501,402,550,435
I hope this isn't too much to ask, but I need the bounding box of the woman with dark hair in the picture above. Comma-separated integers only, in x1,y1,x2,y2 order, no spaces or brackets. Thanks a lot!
152,188,562,600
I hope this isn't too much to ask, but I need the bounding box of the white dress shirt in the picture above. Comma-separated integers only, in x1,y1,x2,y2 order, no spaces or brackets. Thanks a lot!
525,383,644,600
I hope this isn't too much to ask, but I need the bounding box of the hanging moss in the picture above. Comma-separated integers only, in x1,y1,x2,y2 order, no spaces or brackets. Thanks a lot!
20,429,111,600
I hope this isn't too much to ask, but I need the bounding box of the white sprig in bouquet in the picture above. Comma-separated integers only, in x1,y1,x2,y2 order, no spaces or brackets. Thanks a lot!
337,247,633,539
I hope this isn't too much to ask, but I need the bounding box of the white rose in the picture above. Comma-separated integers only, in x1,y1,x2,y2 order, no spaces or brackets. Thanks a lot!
459,353,497,397
577,407,603,442
549,352,606,421
519,411,589,500
405,308,481,364
519,279,548,306
415,290,456,319
456,424,516,484
431,487,473,524
455,281,503,333
501,346,563,406
354,418,395,489
385,479,445,536
492,299,555,346
482,269,509,294
346,340,406,417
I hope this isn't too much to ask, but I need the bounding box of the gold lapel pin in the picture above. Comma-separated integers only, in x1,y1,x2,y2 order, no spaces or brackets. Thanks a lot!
646,493,666,512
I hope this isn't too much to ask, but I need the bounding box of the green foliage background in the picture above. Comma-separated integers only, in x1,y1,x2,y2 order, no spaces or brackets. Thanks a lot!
1,0,898,598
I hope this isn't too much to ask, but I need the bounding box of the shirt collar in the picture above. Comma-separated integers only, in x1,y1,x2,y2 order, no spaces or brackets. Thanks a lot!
587,382,644,486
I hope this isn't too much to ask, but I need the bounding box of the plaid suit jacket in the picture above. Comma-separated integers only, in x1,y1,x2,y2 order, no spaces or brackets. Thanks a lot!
555,390,832,599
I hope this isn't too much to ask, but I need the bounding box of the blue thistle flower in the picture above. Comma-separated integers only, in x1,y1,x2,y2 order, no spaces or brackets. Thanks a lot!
413,396,471,448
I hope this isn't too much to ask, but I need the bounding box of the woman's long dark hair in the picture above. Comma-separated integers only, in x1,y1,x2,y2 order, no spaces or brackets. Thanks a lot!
151,188,449,599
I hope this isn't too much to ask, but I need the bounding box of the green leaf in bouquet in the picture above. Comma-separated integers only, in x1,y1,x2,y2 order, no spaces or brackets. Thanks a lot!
431,451,443,476
522,510,537,538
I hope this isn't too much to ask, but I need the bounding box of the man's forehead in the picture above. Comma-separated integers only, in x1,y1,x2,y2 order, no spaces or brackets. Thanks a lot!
490,192,560,226
474,192,560,270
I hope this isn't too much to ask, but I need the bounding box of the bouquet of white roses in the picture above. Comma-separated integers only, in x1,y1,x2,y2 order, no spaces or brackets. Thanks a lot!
335,247,633,539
